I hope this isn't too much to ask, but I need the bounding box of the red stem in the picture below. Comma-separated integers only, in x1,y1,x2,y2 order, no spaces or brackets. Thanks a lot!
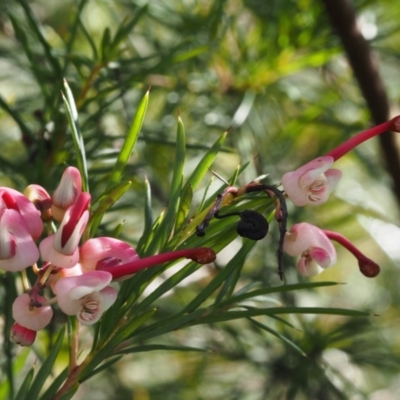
323,230,379,277
326,120,391,161
97,247,216,280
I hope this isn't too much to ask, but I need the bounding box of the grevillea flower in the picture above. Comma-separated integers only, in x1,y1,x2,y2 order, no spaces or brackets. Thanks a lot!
40,192,90,268
12,293,53,331
281,156,342,207
0,209,40,271
0,188,43,240
283,222,337,276
53,271,117,325
10,323,36,347
79,237,139,274
97,247,217,280
51,166,82,222
281,116,400,207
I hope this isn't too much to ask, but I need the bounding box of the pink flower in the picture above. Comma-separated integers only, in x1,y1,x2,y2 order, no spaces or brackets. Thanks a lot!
0,188,43,240
80,237,139,274
40,192,90,268
281,156,342,207
283,222,337,276
0,209,40,271
54,271,117,325
10,323,36,347
52,167,82,222
97,247,217,280
12,293,53,331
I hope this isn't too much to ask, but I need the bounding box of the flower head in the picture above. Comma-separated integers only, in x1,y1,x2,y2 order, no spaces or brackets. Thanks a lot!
281,156,342,207
54,271,117,325
283,222,337,276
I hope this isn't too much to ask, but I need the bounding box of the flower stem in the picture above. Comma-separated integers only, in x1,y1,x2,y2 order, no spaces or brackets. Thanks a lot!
98,248,216,280
323,230,380,277
325,116,400,161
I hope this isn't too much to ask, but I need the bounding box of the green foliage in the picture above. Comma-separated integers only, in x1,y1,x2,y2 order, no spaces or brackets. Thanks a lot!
1,0,400,399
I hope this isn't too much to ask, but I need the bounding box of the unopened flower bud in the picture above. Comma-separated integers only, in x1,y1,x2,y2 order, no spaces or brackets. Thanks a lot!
10,323,36,347
52,167,82,222
24,184,52,222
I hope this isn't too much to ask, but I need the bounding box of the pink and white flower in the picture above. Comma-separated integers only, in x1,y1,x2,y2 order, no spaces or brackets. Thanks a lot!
53,271,117,325
0,209,40,271
0,188,43,240
40,192,90,268
281,156,342,207
12,293,53,331
80,237,139,274
283,222,337,276
10,323,37,347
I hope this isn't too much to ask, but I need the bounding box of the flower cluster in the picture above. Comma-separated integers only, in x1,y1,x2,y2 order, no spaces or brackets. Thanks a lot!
6,167,216,346
196,116,400,280
281,116,400,277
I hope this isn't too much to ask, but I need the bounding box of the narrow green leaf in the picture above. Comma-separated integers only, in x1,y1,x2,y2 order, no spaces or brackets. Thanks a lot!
14,369,34,400
249,318,307,357
100,27,112,61
62,80,89,192
189,307,369,326
107,89,149,189
184,129,228,191
182,239,255,314
27,327,65,400
39,368,69,400
145,114,185,254
175,184,193,232
136,176,153,252
89,181,132,236
116,344,208,355
81,357,122,382
218,281,341,308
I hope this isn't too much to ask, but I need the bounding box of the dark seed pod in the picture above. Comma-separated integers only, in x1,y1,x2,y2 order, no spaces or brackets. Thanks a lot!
236,210,269,240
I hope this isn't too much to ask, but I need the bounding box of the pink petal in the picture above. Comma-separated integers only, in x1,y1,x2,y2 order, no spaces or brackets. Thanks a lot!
0,209,40,271
39,235,79,269
80,237,139,273
12,294,53,331
0,188,43,240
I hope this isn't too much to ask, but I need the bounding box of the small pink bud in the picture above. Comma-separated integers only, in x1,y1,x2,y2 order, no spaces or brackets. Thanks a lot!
52,167,82,222
24,184,52,222
10,323,36,347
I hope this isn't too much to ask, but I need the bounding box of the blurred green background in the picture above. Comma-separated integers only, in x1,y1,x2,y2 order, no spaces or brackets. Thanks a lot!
1,0,400,399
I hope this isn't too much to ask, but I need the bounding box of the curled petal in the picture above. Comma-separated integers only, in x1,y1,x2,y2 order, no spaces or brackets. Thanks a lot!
281,156,341,206
12,294,53,331
283,223,337,276
39,235,79,269
80,237,139,273
54,271,116,325
0,209,40,271
0,188,43,239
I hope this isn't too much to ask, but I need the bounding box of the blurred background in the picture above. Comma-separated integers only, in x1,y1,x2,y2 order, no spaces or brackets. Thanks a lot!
1,0,400,399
